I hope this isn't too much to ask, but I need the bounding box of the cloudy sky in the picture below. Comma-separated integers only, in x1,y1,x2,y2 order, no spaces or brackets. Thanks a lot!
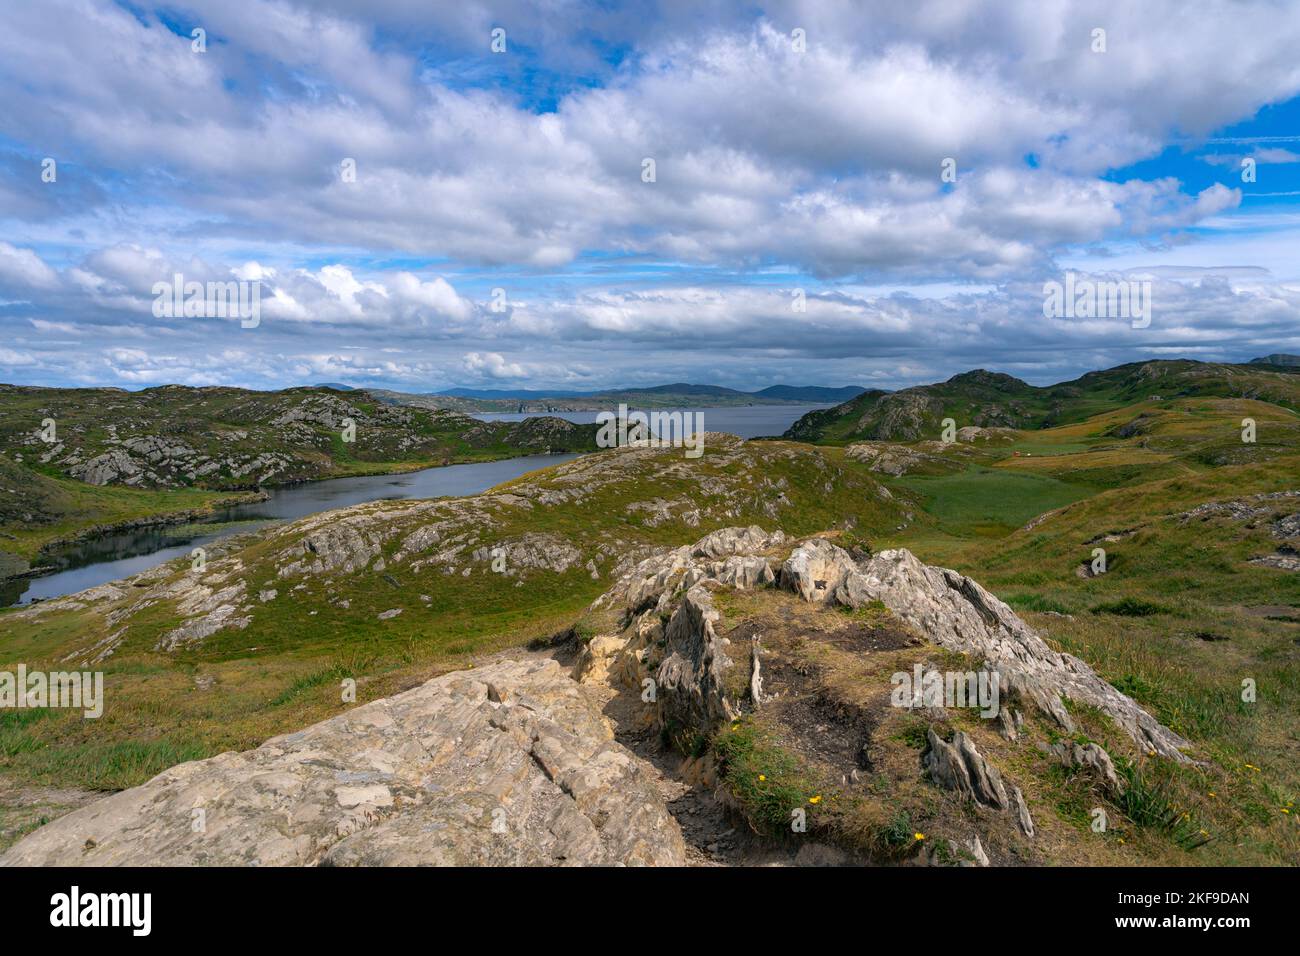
2,0,1299,393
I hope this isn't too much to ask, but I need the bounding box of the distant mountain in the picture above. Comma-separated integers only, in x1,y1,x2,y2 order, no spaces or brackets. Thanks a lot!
439,383,754,400
783,360,1300,443
314,382,355,390
434,382,863,403
1249,354,1300,367
630,383,751,397
435,387,573,399
754,385,867,402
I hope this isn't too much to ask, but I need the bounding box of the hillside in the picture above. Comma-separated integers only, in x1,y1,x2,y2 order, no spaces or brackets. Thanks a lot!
0,384,599,492
1251,354,1300,367
784,360,1300,444
0,383,600,583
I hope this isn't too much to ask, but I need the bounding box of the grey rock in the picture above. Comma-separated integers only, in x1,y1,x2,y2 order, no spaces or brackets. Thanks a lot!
923,729,1009,811
835,548,1191,761
0,659,685,867
1047,740,1126,796
1012,786,1035,838
654,586,738,733
781,538,856,603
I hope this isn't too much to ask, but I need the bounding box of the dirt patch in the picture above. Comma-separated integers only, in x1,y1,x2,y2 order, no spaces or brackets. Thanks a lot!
765,662,883,774
810,620,917,654
722,614,908,780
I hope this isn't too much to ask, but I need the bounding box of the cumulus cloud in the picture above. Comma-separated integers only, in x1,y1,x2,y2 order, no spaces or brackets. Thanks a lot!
0,242,59,290
462,351,527,380
1,1,1285,277
1,1,1299,390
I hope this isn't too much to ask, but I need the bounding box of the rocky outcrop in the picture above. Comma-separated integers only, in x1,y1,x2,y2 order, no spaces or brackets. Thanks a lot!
470,533,582,576
845,443,942,476
69,448,147,486
924,729,1010,810
924,729,1034,837
1046,740,1125,797
593,525,787,614
591,530,1190,764
0,659,685,866
831,545,1191,761
655,587,738,733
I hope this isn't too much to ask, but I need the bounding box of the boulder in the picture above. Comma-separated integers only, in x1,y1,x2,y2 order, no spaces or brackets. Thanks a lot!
780,538,857,603
0,659,685,867
654,586,738,733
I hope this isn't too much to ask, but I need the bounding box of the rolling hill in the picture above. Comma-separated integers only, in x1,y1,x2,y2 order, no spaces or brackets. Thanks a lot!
784,360,1300,444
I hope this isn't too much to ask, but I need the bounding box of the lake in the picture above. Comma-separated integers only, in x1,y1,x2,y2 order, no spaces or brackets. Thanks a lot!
3,452,579,607
4,403,824,607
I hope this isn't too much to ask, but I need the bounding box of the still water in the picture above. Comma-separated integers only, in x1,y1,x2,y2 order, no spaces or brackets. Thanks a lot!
5,403,824,607
4,453,578,607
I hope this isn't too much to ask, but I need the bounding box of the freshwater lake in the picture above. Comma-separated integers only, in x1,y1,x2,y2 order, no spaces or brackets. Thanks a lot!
4,404,824,607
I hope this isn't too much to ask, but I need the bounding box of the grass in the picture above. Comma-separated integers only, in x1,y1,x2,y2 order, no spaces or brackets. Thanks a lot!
0,456,263,564
896,465,1092,537
713,719,832,836
1091,597,1173,617
1114,759,1213,851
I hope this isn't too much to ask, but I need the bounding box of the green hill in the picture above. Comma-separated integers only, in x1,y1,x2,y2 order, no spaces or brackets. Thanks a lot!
784,360,1300,444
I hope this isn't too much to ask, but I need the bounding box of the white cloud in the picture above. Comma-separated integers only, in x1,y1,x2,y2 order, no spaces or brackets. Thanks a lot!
0,242,58,289
462,351,527,380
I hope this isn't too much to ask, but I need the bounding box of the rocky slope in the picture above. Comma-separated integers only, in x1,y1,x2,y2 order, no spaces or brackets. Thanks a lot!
0,383,599,490
1,526,1190,866
3,435,905,665
0,658,684,866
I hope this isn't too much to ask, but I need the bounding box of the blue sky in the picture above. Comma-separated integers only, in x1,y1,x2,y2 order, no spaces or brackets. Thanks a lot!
1,0,1299,393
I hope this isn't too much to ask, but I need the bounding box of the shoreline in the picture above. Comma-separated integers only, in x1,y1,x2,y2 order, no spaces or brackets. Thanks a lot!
0,449,588,593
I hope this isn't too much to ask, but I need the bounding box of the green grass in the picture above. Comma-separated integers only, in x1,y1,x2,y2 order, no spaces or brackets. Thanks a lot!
896,465,1091,537
1091,597,1173,617
713,719,828,836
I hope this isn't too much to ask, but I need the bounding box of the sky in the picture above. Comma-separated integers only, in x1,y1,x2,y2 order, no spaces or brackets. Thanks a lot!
1,0,1299,393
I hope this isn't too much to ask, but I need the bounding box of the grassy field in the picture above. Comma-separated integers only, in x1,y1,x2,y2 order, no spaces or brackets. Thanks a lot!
857,399,1300,865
